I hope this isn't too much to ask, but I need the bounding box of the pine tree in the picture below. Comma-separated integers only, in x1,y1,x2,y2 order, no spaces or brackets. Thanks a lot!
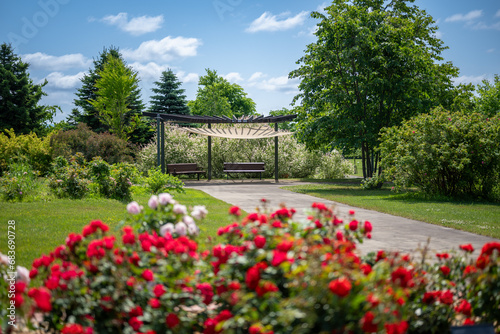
149,69,190,115
71,46,152,143
0,43,57,135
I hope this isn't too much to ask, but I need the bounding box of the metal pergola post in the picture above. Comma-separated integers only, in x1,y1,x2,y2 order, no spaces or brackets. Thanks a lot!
208,123,212,181
161,120,165,173
156,114,161,169
275,123,279,183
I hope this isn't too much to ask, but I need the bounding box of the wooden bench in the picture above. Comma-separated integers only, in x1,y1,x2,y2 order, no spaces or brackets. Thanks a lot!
223,162,265,180
167,163,205,180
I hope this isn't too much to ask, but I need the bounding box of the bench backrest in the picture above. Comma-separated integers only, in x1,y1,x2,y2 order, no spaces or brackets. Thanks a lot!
167,163,199,173
223,162,265,171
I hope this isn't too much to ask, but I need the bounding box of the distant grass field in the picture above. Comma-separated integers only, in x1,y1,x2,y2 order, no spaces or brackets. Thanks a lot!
285,179,500,239
0,189,236,269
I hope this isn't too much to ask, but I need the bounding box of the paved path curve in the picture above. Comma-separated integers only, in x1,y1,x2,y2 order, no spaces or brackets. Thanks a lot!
185,180,500,256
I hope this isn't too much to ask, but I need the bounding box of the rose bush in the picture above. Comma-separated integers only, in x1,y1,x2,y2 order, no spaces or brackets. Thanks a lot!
11,196,500,333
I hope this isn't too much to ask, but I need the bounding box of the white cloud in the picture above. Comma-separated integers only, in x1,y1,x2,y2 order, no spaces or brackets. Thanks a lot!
130,62,170,81
122,36,202,62
249,72,266,82
445,10,482,23
100,12,164,35
224,72,243,83
177,71,199,84
22,52,90,71
246,11,309,33
248,74,299,94
453,74,487,85
44,71,85,89
472,21,500,30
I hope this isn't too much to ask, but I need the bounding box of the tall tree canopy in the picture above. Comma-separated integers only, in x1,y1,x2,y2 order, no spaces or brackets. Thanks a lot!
289,0,458,178
0,43,58,135
149,69,190,115
474,74,500,117
89,55,140,140
189,69,257,118
70,47,151,144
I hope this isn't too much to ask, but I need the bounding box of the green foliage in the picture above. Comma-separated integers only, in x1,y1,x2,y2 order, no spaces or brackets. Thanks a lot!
189,69,257,117
313,150,354,179
89,55,141,140
109,162,137,201
289,0,458,178
135,125,336,179
149,69,190,115
474,74,500,117
0,162,39,202
360,175,385,190
0,43,58,136
0,129,53,176
380,107,500,201
145,167,185,194
70,46,151,144
49,153,90,199
50,123,133,164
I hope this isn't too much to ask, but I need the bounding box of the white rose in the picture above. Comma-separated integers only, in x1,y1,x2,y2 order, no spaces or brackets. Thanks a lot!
127,201,142,215
191,205,208,220
158,193,173,206
148,195,159,209
187,224,199,236
173,204,187,215
175,222,187,236
17,266,30,284
159,223,175,237
183,215,195,226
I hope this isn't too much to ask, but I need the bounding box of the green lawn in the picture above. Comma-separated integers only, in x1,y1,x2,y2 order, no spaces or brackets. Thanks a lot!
284,180,500,239
0,189,236,269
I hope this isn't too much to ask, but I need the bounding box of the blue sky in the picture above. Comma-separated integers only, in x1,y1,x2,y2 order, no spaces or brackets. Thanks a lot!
1,0,499,122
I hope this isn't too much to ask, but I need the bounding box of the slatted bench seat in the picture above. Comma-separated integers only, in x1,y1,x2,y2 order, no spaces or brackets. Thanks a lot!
167,163,205,180
223,162,265,180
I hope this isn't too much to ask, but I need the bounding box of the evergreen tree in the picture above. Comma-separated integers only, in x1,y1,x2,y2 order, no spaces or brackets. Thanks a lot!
149,69,190,115
71,46,152,144
0,43,58,135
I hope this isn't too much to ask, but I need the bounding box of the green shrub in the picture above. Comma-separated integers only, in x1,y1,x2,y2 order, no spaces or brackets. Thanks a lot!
89,157,113,198
0,162,39,201
314,149,354,179
109,163,137,201
145,167,184,194
50,123,133,164
48,153,90,199
0,129,53,176
380,108,500,201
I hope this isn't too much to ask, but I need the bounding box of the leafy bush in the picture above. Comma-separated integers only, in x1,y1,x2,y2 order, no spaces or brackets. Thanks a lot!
50,123,133,164
314,149,354,179
136,125,350,179
16,196,500,333
0,129,52,176
109,162,137,201
0,162,40,202
48,153,90,199
146,167,185,194
360,175,386,190
380,108,500,201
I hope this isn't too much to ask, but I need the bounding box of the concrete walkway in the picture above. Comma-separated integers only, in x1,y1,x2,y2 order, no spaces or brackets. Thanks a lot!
185,180,500,257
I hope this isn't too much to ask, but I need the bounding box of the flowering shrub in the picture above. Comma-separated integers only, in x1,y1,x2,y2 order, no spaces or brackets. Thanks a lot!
15,196,500,333
48,153,90,199
145,167,185,194
0,162,40,202
380,107,500,200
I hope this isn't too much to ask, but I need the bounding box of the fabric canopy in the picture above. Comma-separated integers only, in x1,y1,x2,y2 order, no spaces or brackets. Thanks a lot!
180,126,293,139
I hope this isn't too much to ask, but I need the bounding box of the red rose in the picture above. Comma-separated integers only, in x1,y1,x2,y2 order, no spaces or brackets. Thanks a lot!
328,277,352,298
228,281,241,290
165,313,180,328
440,265,451,276
459,244,474,253
360,263,372,275
149,298,161,309
61,324,85,334
455,299,472,316
245,266,261,290
439,290,454,305
197,282,214,305
361,311,378,333
254,235,266,248
336,231,344,241
142,269,154,281
476,255,489,269
229,206,241,216
391,267,412,288
349,220,359,231
30,287,52,312
364,221,373,233
271,250,288,266
153,284,166,297
128,317,143,331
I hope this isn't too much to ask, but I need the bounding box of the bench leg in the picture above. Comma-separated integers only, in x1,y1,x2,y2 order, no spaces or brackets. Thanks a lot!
197,173,200,181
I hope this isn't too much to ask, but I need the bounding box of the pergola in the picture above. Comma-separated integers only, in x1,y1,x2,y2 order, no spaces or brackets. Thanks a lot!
142,112,297,182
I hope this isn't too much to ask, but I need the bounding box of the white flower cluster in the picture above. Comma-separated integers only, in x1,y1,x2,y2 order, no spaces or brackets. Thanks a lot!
126,194,208,238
